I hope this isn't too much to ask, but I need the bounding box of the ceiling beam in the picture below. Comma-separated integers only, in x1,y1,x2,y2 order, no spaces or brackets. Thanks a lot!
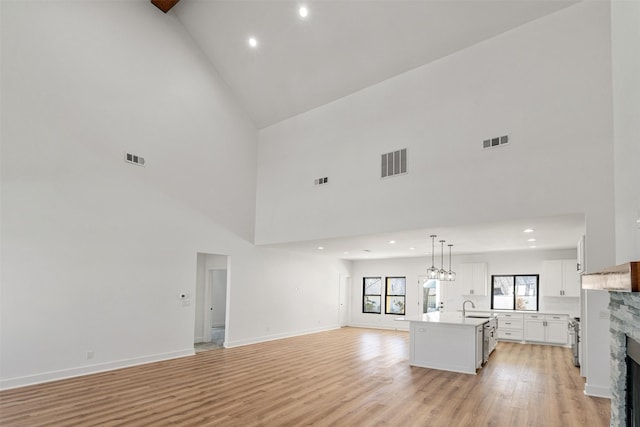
151,0,181,14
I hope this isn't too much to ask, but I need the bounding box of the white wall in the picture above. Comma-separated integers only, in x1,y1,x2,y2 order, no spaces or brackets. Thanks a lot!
580,0,640,400
0,1,350,389
255,1,617,398
256,2,615,274
611,0,640,264
350,248,579,330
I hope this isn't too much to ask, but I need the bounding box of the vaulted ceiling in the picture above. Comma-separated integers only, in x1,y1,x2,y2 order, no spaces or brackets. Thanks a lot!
169,1,584,258
174,0,578,129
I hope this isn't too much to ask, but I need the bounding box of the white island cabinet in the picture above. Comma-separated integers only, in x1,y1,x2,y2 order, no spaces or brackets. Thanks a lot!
408,312,488,375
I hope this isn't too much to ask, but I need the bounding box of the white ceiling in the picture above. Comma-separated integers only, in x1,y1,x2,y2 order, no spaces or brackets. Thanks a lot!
174,0,578,129
172,1,584,260
262,214,586,260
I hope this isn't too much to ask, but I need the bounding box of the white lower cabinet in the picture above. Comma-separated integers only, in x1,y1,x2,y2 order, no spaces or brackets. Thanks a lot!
545,316,569,344
524,314,568,345
496,313,524,341
497,313,569,346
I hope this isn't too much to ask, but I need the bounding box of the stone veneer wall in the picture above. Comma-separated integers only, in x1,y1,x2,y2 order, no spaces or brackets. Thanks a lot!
610,291,640,427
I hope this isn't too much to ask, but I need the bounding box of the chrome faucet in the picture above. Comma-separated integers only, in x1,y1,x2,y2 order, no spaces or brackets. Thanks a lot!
462,300,476,318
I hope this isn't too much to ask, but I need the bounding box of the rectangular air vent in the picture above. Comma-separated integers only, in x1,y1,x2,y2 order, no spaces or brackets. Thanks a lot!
381,148,407,178
482,134,510,150
125,152,145,167
314,177,329,185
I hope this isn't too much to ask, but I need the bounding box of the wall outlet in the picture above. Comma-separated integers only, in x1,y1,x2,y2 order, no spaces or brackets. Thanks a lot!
86,351,94,360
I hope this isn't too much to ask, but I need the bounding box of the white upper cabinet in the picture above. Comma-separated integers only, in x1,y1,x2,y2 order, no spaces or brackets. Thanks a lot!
542,259,580,297
459,262,488,296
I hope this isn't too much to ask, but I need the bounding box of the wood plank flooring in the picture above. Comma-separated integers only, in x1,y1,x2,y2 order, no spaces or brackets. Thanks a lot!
0,328,610,426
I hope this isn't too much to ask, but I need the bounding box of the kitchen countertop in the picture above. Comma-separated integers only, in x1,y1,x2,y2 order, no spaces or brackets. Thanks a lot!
403,312,489,326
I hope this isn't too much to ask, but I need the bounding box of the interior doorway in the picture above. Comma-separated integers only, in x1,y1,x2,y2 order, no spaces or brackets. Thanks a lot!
194,253,229,351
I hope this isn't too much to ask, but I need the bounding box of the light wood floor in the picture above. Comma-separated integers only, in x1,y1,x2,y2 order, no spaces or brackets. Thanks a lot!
0,328,610,426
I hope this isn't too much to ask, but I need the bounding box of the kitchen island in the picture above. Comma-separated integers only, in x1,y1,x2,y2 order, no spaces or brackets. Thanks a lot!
407,312,489,374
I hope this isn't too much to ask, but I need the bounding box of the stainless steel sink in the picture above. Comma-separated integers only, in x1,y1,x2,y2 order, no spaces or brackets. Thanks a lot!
465,314,491,318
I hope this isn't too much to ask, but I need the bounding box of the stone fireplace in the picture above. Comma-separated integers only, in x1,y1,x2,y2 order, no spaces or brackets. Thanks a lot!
609,291,640,426
583,262,639,426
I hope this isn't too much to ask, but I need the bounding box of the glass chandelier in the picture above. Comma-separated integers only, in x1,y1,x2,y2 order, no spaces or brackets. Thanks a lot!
447,244,456,281
438,240,447,281
426,235,438,279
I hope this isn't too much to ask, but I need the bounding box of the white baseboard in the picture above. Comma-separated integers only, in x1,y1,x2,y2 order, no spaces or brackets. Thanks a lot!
347,322,410,331
584,383,612,399
224,325,341,348
0,348,195,391
194,335,204,343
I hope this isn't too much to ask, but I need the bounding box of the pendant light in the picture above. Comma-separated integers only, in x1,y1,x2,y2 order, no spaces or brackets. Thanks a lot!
438,240,447,281
447,244,456,281
427,235,438,279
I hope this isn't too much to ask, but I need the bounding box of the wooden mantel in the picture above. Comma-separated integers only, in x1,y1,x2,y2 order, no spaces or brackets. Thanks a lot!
581,261,640,292
151,0,180,14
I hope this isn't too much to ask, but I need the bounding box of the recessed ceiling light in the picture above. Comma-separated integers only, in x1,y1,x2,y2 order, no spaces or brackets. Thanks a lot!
248,37,258,48
529,245,537,249
317,246,324,250
299,6,308,18
409,247,415,251
343,251,349,255
523,228,534,233
527,238,536,242
389,240,396,244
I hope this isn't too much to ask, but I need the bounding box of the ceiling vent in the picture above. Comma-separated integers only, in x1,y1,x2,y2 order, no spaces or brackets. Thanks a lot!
124,152,145,167
314,177,329,186
482,134,510,150
381,148,407,178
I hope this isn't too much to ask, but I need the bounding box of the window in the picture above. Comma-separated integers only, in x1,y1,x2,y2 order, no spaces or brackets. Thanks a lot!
385,277,406,315
491,275,539,311
363,277,382,313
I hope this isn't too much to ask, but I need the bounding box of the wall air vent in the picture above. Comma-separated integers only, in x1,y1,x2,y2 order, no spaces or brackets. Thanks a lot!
314,177,329,185
125,152,145,167
381,148,407,178
482,134,510,150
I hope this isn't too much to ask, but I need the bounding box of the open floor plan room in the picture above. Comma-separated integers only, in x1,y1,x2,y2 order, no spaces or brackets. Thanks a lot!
2,1,638,425
0,328,609,427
